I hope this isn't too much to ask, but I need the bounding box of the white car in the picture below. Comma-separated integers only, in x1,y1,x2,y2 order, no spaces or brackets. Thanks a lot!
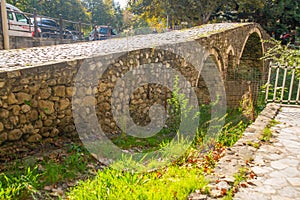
5,3,33,37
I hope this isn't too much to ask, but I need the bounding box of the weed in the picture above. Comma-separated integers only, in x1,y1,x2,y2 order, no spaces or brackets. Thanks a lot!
269,119,280,127
0,167,40,200
217,121,247,147
260,119,279,142
24,100,31,106
247,141,260,149
222,167,248,200
260,127,273,142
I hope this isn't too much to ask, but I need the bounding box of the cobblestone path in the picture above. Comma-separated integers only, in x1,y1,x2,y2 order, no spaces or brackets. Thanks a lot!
234,105,300,200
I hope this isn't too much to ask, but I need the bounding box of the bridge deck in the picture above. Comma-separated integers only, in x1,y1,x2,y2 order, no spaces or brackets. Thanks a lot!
234,105,300,199
202,103,300,199
0,23,247,71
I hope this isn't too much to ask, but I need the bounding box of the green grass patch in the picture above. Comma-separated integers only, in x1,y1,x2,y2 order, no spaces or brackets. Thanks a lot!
67,166,208,200
0,167,40,200
111,128,174,152
67,107,250,199
0,144,91,199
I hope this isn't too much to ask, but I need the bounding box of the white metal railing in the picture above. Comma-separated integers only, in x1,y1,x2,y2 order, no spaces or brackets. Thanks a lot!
265,62,300,104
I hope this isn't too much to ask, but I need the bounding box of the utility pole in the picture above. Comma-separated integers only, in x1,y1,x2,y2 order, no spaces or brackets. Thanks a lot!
166,15,169,30
1,0,9,49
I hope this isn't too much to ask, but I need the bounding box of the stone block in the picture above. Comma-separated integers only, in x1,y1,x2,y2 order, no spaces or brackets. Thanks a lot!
8,129,23,141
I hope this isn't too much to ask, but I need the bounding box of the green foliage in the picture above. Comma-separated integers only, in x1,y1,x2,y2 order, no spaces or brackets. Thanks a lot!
166,75,196,132
0,167,40,200
128,0,226,26
7,0,124,28
262,38,300,65
258,0,300,37
67,166,208,200
233,167,248,186
261,39,300,103
259,119,279,142
217,120,248,147
260,126,272,142
83,0,123,29
111,128,173,151
41,150,88,185
0,144,90,199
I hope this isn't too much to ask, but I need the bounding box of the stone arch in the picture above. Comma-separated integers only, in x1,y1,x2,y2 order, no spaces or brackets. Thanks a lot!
208,47,224,73
226,45,235,57
231,28,264,107
225,45,235,79
196,53,224,104
239,30,264,77
238,27,263,65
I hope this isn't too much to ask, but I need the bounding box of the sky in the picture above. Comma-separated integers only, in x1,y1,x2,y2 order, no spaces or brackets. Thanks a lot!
114,0,128,9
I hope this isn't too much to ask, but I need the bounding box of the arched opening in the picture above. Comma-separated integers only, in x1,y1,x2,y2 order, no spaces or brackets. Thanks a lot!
226,31,264,108
226,49,235,79
196,54,223,105
209,47,224,73
239,32,264,76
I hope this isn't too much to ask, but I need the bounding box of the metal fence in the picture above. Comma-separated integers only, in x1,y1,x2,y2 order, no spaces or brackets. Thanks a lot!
265,62,300,104
22,10,91,40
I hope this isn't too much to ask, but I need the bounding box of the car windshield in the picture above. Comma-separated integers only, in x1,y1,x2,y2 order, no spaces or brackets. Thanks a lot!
99,27,108,34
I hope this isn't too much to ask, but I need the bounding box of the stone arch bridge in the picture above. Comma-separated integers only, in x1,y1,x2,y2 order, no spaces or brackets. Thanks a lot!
0,22,270,156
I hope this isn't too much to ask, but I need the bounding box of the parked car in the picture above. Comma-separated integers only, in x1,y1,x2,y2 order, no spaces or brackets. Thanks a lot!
4,3,32,37
31,17,76,39
31,17,60,38
89,25,118,41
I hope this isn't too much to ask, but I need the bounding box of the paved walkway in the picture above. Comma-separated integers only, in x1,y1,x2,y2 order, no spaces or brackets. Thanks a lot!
234,105,300,200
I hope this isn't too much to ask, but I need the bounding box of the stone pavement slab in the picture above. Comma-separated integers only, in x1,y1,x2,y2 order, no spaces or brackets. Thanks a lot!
234,105,300,200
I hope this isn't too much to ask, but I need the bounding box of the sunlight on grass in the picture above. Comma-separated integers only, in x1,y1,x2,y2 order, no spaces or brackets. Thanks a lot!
67,165,208,200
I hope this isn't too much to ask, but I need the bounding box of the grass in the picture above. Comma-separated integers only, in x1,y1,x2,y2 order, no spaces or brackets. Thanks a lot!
260,127,273,142
67,166,209,200
111,128,174,152
65,107,250,199
0,144,92,200
0,167,40,200
260,119,280,142
222,167,249,200
0,108,250,199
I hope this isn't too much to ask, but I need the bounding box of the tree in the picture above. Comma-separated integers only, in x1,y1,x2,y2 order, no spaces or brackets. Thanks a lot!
82,0,123,29
7,0,90,23
258,0,300,38
128,0,228,27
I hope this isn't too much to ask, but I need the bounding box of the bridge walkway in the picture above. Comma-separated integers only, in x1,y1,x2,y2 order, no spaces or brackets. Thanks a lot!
188,104,300,200
234,105,300,200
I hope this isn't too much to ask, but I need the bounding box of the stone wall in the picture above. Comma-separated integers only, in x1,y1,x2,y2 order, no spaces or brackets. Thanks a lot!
0,48,225,158
0,60,81,155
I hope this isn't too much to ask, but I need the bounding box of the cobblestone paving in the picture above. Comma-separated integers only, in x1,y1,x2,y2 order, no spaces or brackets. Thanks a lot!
0,23,245,70
234,106,300,200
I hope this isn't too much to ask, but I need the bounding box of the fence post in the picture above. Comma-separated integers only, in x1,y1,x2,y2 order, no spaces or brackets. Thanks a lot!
79,18,82,40
33,8,38,37
59,14,63,39
1,0,9,49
